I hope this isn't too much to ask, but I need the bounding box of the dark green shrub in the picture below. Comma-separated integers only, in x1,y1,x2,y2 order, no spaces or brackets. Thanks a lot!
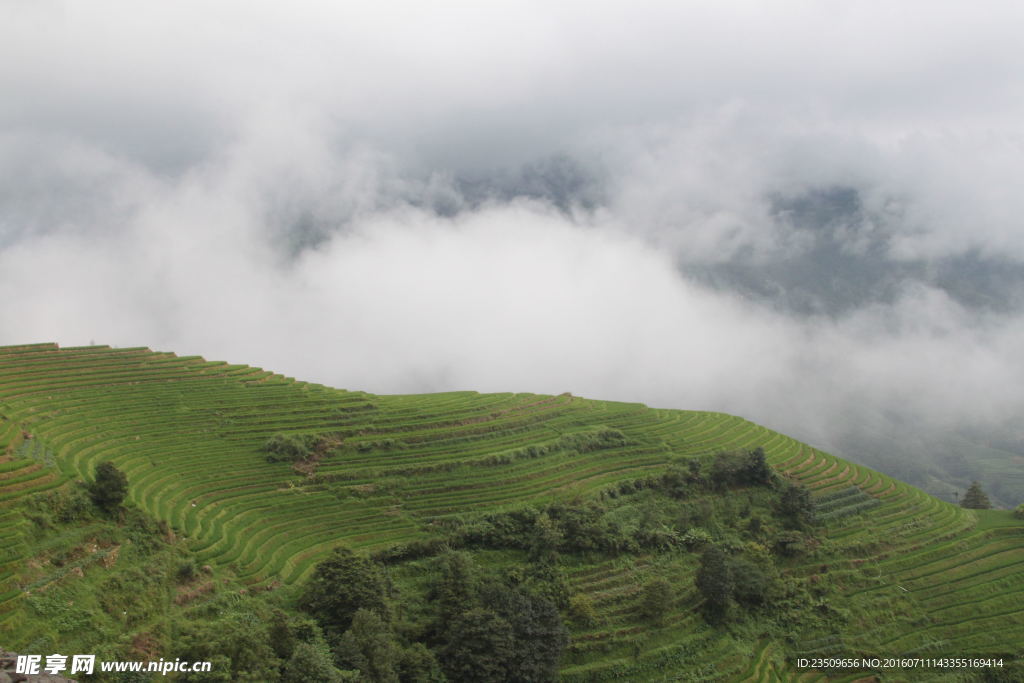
777,481,815,528
773,530,814,557
568,593,598,627
639,578,674,624
430,552,480,622
398,642,444,682
37,485,94,523
334,609,400,683
89,461,128,512
283,641,348,683
961,481,992,509
439,608,514,682
729,555,776,608
264,433,312,463
427,555,568,682
658,465,690,499
709,448,774,489
176,559,199,583
739,447,773,485
299,547,390,636
695,545,732,624
746,516,763,535
172,598,282,682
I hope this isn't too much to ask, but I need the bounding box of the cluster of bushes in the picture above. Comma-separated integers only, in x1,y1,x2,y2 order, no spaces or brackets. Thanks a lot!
555,428,629,453
708,447,774,488
25,461,130,528
170,595,352,682
26,486,94,526
606,447,774,501
637,577,675,624
264,433,316,463
695,542,785,624
374,499,817,603
426,552,569,682
292,547,443,681
372,448,816,568
441,503,642,556
297,547,569,682
264,433,342,463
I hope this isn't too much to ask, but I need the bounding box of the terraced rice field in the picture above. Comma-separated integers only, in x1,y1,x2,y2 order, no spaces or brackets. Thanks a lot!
1,343,1022,680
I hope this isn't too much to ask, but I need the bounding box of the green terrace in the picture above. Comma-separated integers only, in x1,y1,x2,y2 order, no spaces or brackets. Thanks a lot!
1,343,1022,681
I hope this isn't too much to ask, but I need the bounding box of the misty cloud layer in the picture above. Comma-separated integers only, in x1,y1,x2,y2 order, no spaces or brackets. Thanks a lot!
3,1,1024,479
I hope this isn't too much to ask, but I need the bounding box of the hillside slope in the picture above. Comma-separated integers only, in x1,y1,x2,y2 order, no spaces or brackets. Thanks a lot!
1,343,1022,680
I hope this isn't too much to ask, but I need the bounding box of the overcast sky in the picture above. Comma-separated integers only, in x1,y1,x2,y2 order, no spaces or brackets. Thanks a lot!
3,1,1024,453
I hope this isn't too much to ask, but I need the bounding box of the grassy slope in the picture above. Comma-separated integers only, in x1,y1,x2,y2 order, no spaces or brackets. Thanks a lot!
1,343,1022,681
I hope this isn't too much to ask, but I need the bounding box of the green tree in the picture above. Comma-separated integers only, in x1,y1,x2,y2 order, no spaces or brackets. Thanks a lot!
300,547,389,637
1014,503,1024,520
961,481,992,509
523,560,571,609
709,451,742,489
777,481,815,528
528,512,563,565
439,608,515,682
740,447,773,485
397,643,444,683
429,556,568,681
334,609,400,683
658,465,690,499
568,593,598,627
729,554,777,608
172,603,282,682
638,578,674,624
268,609,327,661
695,545,732,624
488,586,568,682
89,461,128,512
283,641,348,683
431,551,479,622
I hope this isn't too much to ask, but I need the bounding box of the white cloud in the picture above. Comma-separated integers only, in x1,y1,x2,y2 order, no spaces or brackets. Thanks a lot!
2,0,1024,460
